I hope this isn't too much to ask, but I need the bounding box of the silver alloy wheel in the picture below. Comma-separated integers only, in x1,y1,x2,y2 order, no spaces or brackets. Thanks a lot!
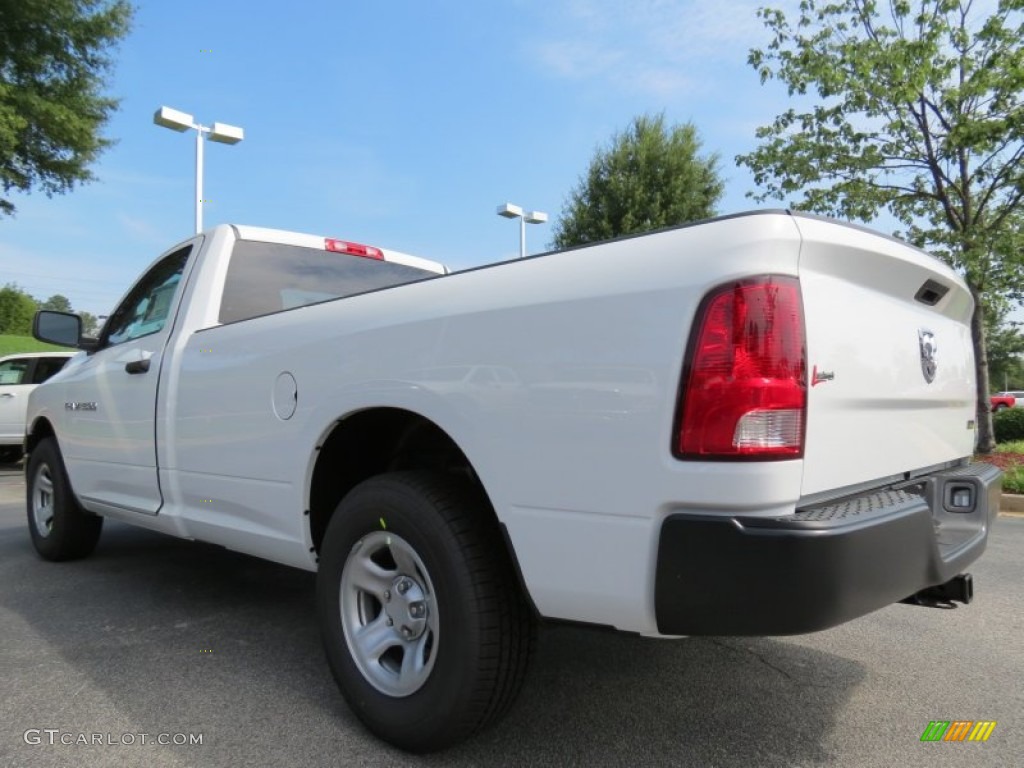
339,530,440,697
31,462,55,538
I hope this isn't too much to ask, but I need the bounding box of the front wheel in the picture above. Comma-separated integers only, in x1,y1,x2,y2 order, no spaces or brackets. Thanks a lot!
316,472,535,753
26,437,103,561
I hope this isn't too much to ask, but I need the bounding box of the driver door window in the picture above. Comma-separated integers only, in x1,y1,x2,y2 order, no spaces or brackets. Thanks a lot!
103,246,191,347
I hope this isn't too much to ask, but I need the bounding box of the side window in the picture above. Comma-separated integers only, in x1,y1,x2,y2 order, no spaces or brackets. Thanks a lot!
103,246,191,347
30,357,70,384
0,358,30,386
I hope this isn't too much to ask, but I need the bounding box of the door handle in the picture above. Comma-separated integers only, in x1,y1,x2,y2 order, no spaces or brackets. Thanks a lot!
125,358,151,374
0,392,14,398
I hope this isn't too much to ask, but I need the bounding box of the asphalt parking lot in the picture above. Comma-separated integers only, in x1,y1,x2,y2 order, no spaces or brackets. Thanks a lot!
1,462,1021,768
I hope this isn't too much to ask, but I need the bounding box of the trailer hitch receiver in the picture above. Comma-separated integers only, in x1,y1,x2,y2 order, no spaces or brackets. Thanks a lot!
901,573,973,608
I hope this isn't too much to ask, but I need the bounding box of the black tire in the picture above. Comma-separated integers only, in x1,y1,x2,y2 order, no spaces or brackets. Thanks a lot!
316,471,535,753
0,446,23,464
26,437,103,561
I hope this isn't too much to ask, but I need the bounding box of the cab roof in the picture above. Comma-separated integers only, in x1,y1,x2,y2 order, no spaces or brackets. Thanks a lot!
229,224,448,274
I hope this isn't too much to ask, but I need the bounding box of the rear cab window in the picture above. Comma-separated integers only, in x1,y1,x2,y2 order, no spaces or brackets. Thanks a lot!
219,240,439,325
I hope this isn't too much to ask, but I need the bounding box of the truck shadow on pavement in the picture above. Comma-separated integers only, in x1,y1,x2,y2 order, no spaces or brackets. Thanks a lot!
1,520,863,768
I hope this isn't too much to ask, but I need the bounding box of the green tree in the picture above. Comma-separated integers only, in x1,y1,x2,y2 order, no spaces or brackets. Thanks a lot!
0,283,38,335
40,294,73,313
79,310,99,336
37,294,99,336
737,0,1024,453
986,302,1024,391
551,113,724,249
0,0,133,217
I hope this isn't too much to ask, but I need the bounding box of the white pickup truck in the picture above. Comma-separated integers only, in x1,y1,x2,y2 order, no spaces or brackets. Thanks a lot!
25,212,1001,752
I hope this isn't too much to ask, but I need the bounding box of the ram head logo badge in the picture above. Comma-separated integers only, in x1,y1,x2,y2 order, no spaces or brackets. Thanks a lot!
918,328,937,383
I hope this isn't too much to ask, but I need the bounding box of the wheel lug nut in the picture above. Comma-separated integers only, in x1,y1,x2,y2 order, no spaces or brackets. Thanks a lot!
386,618,393,626
383,589,390,601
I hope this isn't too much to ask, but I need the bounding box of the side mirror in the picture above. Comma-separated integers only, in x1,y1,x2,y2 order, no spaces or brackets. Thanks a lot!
32,310,96,350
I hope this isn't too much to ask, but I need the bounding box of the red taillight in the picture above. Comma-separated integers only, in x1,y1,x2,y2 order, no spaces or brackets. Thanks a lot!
325,238,384,260
675,276,806,460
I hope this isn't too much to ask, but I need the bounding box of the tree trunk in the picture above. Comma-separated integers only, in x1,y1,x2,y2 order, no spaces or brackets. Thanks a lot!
969,285,996,453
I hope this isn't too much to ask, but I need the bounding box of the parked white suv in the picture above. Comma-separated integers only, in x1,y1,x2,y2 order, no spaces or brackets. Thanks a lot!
0,352,76,463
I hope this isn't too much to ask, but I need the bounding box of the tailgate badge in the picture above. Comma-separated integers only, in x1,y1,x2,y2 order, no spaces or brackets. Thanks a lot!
918,328,937,383
811,366,834,387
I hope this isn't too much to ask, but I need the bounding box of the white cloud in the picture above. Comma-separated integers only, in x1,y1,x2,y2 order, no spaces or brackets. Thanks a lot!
99,169,180,189
0,242,128,315
117,212,173,246
527,0,798,98
534,39,624,80
286,138,420,223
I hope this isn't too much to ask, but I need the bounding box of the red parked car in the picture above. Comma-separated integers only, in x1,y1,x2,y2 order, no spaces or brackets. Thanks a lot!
991,393,1017,411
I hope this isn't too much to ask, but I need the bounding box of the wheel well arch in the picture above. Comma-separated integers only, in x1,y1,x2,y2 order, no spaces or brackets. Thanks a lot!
308,408,482,555
25,417,56,455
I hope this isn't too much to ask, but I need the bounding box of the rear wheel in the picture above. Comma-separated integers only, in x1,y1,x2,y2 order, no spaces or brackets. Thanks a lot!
317,471,535,752
26,437,103,561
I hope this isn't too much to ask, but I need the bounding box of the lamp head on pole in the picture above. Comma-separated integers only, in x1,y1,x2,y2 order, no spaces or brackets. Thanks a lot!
496,203,524,219
209,122,244,144
153,106,195,132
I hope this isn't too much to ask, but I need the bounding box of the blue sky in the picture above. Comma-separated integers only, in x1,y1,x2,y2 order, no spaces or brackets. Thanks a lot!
3,0,813,316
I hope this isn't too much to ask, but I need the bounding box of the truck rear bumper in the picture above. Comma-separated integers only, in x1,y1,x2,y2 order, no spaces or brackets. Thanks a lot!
654,462,1002,636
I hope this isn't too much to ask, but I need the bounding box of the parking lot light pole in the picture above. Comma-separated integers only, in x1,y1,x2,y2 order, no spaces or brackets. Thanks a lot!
497,203,548,258
153,106,244,234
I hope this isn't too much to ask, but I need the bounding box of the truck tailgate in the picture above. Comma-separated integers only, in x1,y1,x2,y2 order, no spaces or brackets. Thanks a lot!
794,216,976,498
